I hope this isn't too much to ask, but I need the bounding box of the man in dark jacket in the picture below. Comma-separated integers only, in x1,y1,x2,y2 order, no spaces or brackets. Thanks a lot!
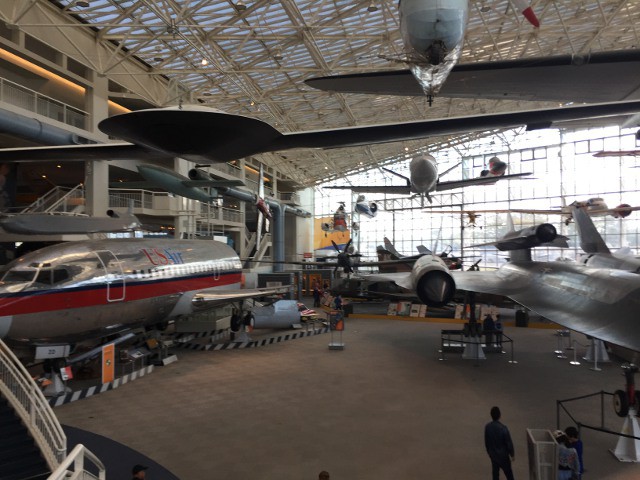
484,406,515,480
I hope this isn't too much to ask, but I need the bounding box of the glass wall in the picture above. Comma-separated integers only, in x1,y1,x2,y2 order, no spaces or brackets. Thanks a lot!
316,125,640,269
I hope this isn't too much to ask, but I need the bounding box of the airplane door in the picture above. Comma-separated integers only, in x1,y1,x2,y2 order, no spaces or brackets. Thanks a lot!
94,250,125,302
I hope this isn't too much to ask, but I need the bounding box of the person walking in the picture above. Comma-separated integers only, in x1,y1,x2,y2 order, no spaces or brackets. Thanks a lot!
484,406,515,480
313,281,321,307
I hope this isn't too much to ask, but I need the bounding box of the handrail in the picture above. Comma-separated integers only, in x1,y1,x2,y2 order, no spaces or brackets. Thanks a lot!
0,338,66,469
44,183,86,213
47,443,106,480
20,186,75,214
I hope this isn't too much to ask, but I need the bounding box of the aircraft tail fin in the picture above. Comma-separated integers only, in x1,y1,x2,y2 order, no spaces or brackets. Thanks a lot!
416,245,433,255
383,237,404,259
572,205,610,254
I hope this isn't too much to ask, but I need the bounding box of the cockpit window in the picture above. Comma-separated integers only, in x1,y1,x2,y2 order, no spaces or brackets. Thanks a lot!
2,269,37,283
34,268,70,285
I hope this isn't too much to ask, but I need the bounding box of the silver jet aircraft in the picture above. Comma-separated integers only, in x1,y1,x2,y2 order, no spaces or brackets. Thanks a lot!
324,155,530,202
0,238,287,360
366,206,640,352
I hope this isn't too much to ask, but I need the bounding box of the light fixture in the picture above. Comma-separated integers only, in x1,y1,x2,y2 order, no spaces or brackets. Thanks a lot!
76,0,90,7
201,58,209,66
367,1,378,12
235,1,247,12
273,48,283,61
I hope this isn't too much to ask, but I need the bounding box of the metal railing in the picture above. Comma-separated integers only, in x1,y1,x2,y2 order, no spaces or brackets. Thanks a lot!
47,443,106,480
20,184,85,214
0,77,88,129
0,338,66,469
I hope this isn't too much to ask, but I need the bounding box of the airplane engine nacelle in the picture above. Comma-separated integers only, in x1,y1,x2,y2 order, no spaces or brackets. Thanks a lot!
494,223,557,251
188,168,211,181
613,203,632,218
410,256,456,307
249,300,301,330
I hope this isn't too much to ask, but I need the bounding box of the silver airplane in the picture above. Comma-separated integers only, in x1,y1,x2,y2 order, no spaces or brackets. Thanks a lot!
305,3,640,105
366,205,640,352
0,238,288,360
324,155,531,202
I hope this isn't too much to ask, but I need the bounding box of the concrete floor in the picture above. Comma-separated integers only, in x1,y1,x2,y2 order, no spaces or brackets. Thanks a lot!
53,317,640,479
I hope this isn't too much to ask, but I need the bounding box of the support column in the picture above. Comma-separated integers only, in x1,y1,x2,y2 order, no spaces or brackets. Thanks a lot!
84,72,110,216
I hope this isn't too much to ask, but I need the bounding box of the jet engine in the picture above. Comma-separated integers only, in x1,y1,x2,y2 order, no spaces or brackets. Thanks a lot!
187,168,211,181
407,255,456,307
612,203,632,218
493,223,558,251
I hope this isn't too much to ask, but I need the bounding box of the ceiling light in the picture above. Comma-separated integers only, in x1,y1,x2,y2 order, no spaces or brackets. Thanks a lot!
235,1,247,11
273,48,283,61
480,5,491,13
76,0,90,7
367,2,378,12
201,58,209,66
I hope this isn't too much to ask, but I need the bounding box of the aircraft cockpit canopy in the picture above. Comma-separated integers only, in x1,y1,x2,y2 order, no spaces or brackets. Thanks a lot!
2,265,72,289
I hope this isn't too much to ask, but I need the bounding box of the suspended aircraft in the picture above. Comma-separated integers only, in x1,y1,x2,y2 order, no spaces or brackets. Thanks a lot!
593,150,640,158
253,163,273,252
112,164,244,204
305,0,537,105
321,202,349,234
354,195,378,219
324,155,531,202
424,197,640,226
0,238,289,362
305,2,640,106
0,101,640,166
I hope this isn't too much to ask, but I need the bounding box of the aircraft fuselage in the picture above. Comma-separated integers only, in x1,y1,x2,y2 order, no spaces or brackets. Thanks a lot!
471,260,640,351
409,154,438,193
0,239,241,346
400,0,468,96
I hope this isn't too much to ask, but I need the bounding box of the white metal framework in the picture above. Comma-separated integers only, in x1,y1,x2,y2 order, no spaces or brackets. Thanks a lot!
0,1,638,186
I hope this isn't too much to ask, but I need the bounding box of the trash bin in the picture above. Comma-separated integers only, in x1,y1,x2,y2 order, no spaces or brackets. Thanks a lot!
516,309,529,327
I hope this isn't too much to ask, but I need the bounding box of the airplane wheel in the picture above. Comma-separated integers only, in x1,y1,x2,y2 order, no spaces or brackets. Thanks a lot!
614,389,629,417
230,314,243,332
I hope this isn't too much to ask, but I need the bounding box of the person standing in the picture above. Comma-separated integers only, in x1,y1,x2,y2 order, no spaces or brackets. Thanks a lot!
565,426,583,479
313,281,321,307
333,293,343,311
484,406,515,480
554,430,580,480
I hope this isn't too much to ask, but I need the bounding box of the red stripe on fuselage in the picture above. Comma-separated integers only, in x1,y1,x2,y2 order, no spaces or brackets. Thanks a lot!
0,272,242,316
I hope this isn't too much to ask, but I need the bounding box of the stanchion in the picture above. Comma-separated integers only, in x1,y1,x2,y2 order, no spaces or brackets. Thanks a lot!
569,340,581,365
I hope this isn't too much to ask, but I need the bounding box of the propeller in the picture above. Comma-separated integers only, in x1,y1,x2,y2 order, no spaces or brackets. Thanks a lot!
331,239,361,274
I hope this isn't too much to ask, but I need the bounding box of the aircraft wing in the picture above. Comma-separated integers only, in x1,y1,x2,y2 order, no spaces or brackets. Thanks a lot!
305,49,640,103
181,180,245,188
323,185,411,194
192,285,292,309
1,102,640,163
451,270,527,296
434,172,532,192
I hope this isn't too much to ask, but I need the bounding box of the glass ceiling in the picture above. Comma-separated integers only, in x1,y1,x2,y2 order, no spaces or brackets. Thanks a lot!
23,0,640,186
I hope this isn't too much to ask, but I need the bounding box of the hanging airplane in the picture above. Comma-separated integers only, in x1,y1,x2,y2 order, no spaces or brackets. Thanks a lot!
305,1,640,105
354,195,378,218
0,238,289,362
254,163,273,252
321,202,349,234
593,150,640,157
311,0,538,104
363,205,640,355
112,164,244,204
323,155,531,202
424,197,640,226
0,102,640,166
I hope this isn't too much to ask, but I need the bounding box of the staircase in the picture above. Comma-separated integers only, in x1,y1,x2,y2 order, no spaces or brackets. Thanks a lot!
0,396,50,480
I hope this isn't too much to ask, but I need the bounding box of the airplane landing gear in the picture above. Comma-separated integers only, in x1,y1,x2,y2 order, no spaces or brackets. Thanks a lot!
613,364,640,418
611,364,640,462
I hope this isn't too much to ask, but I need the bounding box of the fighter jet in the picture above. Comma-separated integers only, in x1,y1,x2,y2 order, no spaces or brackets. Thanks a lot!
365,205,640,353
324,155,531,202
0,237,289,362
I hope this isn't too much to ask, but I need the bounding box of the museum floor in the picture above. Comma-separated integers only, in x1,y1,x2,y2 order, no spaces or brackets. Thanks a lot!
53,316,640,479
